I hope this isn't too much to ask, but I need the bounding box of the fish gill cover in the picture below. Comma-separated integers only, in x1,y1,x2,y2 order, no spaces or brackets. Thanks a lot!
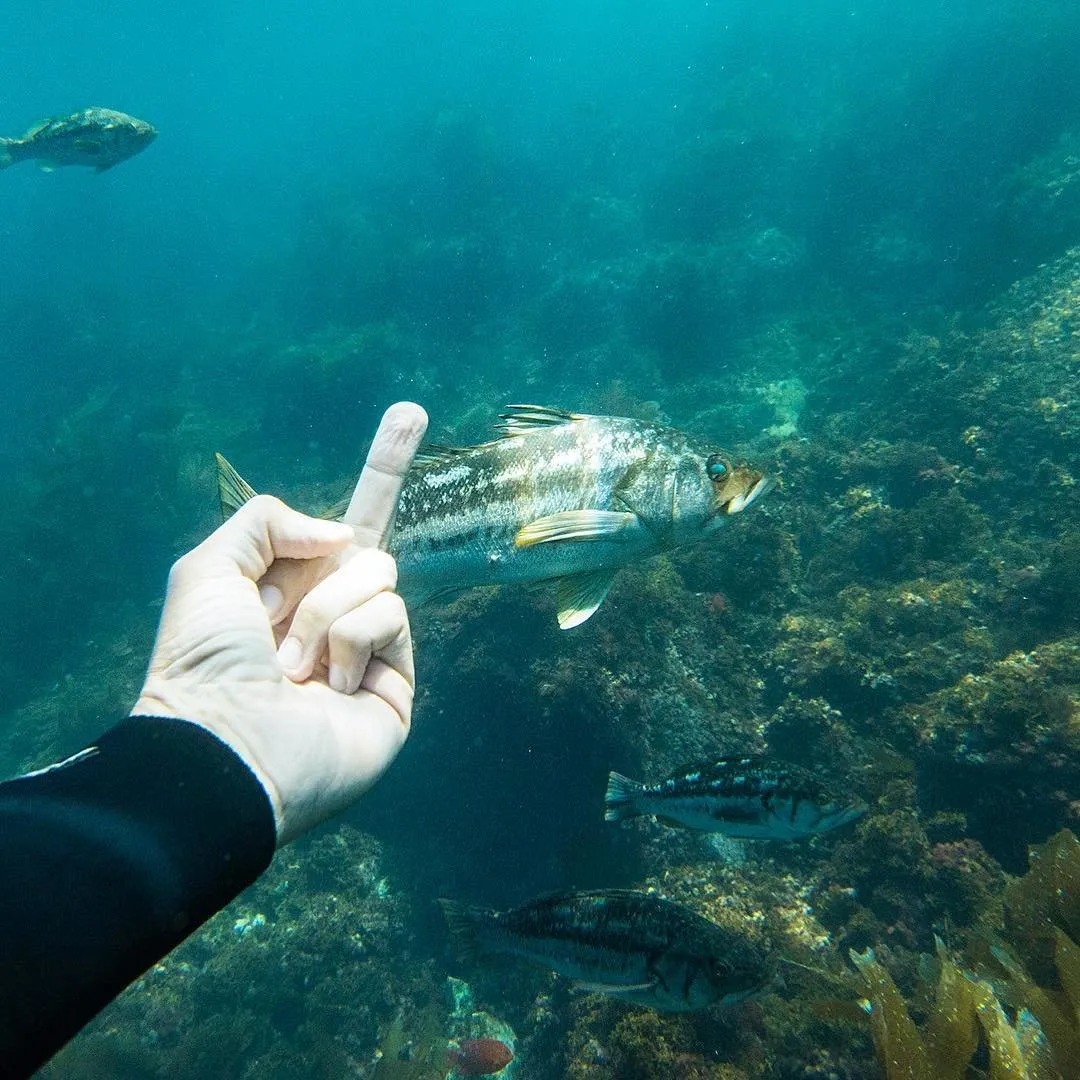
3,1,1080,1078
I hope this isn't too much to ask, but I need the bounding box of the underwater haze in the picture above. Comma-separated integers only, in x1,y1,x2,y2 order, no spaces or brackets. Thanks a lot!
4,0,1080,1077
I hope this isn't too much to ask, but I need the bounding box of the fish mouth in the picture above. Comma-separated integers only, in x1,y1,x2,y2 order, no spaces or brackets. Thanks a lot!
711,473,774,519
726,474,774,514
818,802,868,833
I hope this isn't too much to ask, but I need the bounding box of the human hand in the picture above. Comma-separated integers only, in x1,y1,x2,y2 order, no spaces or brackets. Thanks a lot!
132,402,429,845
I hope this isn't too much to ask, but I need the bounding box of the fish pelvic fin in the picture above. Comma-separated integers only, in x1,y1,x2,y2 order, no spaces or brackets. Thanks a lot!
604,771,644,821
515,510,635,548
439,899,493,965
555,567,618,629
215,453,259,519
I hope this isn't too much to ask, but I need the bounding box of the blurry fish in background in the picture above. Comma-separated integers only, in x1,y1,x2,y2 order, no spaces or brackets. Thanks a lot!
0,107,156,172
446,1038,513,1077
604,755,866,840
440,887,770,1012
216,404,773,628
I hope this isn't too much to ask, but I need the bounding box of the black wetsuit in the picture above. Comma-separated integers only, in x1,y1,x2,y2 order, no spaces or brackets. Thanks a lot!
0,717,276,1077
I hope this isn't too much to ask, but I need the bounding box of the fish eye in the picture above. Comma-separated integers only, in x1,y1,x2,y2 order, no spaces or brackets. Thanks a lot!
706,455,730,482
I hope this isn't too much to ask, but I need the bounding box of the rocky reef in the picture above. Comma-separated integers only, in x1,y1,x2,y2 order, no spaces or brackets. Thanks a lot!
6,69,1080,1080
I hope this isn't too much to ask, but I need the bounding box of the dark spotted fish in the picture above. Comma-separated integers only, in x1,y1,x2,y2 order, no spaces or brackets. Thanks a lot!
0,107,156,172
604,755,866,840
216,404,772,628
439,888,769,1012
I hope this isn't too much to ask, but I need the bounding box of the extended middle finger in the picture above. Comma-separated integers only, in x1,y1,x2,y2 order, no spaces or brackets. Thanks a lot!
344,401,428,549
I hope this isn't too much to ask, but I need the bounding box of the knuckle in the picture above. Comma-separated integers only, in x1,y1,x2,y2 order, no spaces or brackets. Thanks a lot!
354,548,397,588
167,553,192,587
327,616,361,653
246,493,283,515
383,590,409,623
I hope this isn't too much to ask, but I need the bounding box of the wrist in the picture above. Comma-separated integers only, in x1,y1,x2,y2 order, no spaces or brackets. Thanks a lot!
131,688,286,843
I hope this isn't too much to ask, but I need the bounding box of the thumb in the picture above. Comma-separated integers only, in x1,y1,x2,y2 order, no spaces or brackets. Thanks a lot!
179,495,356,587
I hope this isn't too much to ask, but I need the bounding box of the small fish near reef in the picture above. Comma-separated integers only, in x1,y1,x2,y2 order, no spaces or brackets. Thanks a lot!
440,887,769,1012
0,107,156,172
216,404,772,628
604,755,866,841
446,1038,513,1077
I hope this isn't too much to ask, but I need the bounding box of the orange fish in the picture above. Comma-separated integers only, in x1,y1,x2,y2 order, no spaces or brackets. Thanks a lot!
446,1038,513,1076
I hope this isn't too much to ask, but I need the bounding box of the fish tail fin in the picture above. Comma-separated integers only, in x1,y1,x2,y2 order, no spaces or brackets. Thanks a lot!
439,899,492,965
215,453,259,520
604,771,644,822
0,139,16,169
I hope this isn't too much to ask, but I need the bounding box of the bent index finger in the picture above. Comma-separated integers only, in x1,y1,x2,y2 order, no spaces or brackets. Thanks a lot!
344,402,428,549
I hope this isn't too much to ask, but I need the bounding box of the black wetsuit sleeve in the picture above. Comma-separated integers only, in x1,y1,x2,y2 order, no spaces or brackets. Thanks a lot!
0,716,276,1077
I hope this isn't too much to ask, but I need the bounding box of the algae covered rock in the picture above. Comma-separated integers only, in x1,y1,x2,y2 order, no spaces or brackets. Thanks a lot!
911,638,1080,868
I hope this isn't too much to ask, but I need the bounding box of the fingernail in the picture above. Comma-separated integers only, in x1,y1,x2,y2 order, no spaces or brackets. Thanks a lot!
259,584,284,619
328,664,347,693
278,637,303,673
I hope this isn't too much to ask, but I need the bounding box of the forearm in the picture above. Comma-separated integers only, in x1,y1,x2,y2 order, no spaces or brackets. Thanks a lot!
0,717,275,1077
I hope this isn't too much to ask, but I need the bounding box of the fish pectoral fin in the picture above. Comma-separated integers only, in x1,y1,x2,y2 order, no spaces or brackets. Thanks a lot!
516,510,635,547
555,567,618,629
572,979,655,995
215,453,259,519
37,161,57,172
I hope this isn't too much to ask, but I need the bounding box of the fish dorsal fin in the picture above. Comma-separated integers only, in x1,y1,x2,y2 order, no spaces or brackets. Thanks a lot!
322,493,352,520
23,119,54,139
555,566,618,629
215,453,258,519
516,510,635,548
412,443,473,467
658,755,761,783
496,404,582,436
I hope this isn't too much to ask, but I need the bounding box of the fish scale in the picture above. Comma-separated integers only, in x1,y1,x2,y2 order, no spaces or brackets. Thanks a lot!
604,755,867,840
215,405,772,628
440,888,769,1012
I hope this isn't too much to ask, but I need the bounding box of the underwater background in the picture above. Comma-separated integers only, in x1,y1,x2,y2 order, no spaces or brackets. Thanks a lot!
3,0,1080,1076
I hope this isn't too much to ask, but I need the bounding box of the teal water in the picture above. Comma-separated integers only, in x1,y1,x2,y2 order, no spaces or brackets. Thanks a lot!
4,2,1080,1077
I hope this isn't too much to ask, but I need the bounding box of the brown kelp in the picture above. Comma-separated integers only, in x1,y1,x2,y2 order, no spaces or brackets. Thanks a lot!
851,829,1080,1080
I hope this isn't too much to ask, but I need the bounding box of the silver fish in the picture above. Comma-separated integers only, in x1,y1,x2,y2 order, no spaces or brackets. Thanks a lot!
0,107,156,172
605,755,866,840
216,404,772,628
440,888,769,1012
